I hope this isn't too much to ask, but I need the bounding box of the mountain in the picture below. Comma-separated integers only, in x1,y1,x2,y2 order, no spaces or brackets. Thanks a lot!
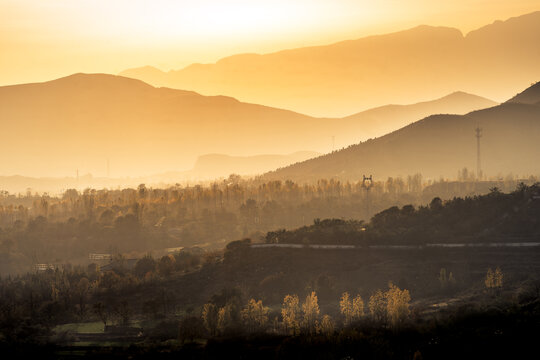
189,151,320,179
507,81,540,105
263,82,540,182
120,11,540,117
0,73,494,178
339,91,496,141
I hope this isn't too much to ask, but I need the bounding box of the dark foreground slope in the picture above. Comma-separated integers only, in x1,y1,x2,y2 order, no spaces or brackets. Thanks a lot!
2,186,540,359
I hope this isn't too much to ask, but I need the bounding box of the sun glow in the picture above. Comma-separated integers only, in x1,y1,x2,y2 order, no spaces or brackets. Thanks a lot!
1,0,539,86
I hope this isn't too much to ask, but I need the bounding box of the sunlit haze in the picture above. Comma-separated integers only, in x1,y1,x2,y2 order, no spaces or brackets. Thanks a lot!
2,0,539,85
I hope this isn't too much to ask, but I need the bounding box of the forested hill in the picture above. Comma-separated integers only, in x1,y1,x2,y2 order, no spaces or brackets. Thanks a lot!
263,183,540,246
263,82,540,182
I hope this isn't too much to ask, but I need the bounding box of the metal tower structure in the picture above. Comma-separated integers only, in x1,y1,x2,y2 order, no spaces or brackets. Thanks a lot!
362,175,373,218
475,127,482,180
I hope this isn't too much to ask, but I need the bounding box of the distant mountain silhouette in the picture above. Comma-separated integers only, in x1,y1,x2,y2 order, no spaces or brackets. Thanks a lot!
0,73,493,178
120,11,540,117
190,151,319,179
340,91,496,141
0,152,319,193
263,82,540,182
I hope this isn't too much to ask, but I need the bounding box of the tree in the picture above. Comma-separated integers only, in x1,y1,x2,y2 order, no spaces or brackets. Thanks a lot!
179,316,203,344
134,254,156,278
74,277,90,319
369,289,387,324
386,283,411,327
339,292,353,325
352,294,364,320
157,255,176,277
93,302,108,328
241,299,269,333
319,315,334,337
302,291,320,334
202,303,219,336
485,267,503,292
281,294,300,335
217,304,233,335
114,300,131,326
494,267,503,288
485,268,494,289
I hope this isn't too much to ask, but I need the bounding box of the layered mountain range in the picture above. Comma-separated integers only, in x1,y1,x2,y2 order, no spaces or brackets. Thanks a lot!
121,11,540,116
0,73,494,178
264,82,540,182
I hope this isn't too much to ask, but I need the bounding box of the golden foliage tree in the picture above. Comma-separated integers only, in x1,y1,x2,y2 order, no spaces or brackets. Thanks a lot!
339,292,353,325
369,289,387,323
302,291,320,334
386,283,411,327
485,267,503,291
340,292,364,325
319,314,334,337
281,294,301,335
241,298,269,333
352,294,364,320
217,304,234,334
202,303,219,336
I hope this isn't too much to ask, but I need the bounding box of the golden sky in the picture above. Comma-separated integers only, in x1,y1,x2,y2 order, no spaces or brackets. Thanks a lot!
1,0,539,86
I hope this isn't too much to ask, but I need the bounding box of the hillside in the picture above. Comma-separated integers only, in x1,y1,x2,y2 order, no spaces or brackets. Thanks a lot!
0,73,493,178
507,81,540,105
263,82,540,182
120,12,540,116
340,91,496,140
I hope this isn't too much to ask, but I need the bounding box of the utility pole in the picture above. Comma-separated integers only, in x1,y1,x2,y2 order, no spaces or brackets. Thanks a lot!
475,127,482,180
332,135,335,151
362,175,373,219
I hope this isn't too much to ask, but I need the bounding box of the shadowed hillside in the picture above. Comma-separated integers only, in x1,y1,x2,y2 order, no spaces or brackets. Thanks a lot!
264,82,540,182
121,12,540,116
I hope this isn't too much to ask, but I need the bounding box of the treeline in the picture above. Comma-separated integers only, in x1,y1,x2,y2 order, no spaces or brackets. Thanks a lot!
0,174,535,274
265,183,540,245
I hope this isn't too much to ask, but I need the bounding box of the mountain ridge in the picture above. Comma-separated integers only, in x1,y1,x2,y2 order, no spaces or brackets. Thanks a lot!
120,11,540,117
262,83,540,182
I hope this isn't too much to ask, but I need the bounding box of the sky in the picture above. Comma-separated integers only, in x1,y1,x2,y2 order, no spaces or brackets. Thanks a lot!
1,0,539,86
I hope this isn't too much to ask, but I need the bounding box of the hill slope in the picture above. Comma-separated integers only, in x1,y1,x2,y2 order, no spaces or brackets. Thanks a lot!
0,73,494,178
263,83,540,182
121,12,540,116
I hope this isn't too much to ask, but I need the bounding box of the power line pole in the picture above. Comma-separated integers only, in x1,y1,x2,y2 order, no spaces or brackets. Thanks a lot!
475,127,482,180
362,175,373,219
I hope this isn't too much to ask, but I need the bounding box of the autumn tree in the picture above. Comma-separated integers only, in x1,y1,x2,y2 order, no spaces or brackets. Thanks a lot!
319,314,334,337
241,298,269,333
386,283,411,327
369,289,387,324
339,292,353,324
281,294,300,335
217,304,233,335
485,267,503,292
302,291,320,334
202,303,219,336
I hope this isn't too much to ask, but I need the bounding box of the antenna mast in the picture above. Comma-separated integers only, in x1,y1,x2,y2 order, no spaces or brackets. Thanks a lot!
475,127,482,180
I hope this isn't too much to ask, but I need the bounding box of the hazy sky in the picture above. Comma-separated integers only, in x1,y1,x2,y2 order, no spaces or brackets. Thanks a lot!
1,0,539,86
